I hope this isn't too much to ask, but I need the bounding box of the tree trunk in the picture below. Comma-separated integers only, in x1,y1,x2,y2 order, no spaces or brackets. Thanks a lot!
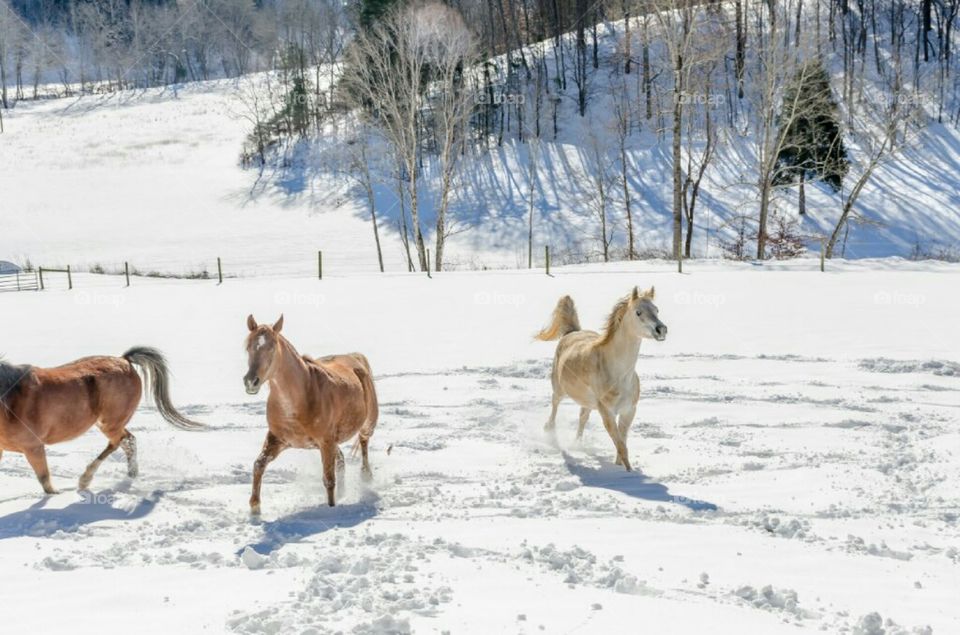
623,0,631,74
672,62,684,259
757,179,770,259
798,171,806,215
621,144,634,260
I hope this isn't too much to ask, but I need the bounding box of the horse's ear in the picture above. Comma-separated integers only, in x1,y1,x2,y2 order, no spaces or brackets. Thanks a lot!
631,286,640,300
273,314,284,333
247,315,257,332
647,286,656,299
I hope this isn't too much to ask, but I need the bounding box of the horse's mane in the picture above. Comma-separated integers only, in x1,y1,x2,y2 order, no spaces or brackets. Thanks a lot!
0,357,32,407
596,287,655,346
596,296,632,346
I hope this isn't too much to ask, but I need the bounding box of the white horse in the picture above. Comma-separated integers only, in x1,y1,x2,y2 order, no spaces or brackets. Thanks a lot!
536,287,667,471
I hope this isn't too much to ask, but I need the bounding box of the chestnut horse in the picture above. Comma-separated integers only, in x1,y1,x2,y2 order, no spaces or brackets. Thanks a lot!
0,347,203,494
536,287,667,471
243,315,379,513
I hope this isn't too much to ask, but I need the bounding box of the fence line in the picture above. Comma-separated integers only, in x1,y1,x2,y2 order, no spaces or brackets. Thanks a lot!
11,243,953,293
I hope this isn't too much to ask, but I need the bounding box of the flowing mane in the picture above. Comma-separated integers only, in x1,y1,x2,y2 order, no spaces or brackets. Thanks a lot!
596,295,632,347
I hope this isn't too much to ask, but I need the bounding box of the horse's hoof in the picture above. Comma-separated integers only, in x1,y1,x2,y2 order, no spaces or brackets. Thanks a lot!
250,503,261,516
361,468,373,483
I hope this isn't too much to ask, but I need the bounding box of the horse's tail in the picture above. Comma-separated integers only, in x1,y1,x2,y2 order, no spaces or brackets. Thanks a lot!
123,347,204,431
535,295,581,341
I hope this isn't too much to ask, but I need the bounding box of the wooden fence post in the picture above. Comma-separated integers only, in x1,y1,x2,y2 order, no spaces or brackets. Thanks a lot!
217,257,223,284
125,262,130,287
318,251,323,280
545,246,550,275
820,239,826,272
38,267,45,290
67,265,73,290
426,249,432,278
678,251,683,274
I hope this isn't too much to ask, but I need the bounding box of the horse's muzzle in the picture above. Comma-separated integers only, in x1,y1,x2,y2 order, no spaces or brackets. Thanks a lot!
654,324,668,341
244,376,262,395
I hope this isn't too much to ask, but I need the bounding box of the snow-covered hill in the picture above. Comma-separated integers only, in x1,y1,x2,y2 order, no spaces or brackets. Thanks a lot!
2,15,960,274
1,262,958,633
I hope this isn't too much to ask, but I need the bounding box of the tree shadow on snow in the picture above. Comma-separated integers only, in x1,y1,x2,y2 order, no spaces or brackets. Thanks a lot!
242,492,380,556
0,487,162,540
562,452,718,512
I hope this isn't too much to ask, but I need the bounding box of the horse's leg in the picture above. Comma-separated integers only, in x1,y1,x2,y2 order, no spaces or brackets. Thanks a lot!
575,407,591,441
359,436,372,482
335,447,346,496
545,391,562,431
320,441,337,507
597,405,631,472
615,406,637,467
250,432,284,516
23,445,58,494
119,431,138,478
78,439,121,490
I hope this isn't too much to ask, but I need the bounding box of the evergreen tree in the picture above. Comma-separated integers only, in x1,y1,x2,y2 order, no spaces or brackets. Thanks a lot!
774,59,849,214
359,0,400,29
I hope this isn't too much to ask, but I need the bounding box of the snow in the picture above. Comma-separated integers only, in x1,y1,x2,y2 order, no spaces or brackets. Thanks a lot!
1,261,957,633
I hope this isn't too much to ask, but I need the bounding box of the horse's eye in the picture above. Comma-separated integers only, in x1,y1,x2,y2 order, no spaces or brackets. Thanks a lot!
635,310,642,317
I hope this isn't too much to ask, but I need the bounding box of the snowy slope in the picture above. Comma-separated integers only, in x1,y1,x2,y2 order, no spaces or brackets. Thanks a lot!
3,15,960,274
1,262,958,633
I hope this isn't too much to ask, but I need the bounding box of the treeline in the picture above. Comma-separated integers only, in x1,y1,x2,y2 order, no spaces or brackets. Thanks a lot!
0,0,342,103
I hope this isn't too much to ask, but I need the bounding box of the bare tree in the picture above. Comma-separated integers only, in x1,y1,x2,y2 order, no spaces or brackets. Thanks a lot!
347,122,386,272
651,0,725,259
611,74,637,259
343,1,476,272
424,3,477,271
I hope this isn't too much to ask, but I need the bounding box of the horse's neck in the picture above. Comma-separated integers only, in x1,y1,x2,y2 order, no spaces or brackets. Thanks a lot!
597,324,641,378
270,338,312,405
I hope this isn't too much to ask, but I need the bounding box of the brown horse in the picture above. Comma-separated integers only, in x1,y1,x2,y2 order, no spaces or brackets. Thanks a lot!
0,347,203,494
536,287,667,471
243,315,379,513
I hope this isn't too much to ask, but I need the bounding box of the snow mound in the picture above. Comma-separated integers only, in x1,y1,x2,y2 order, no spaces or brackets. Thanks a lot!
858,358,960,376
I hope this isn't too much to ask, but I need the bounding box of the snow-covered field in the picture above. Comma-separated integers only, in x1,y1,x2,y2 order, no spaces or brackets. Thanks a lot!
1,261,958,633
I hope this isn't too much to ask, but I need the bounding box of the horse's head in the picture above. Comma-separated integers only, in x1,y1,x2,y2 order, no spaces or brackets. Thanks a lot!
244,314,284,395
624,286,668,342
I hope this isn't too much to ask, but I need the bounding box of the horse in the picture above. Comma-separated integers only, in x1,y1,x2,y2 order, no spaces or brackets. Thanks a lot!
243,315,379,513
536,286,667,471
0,347,203,494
